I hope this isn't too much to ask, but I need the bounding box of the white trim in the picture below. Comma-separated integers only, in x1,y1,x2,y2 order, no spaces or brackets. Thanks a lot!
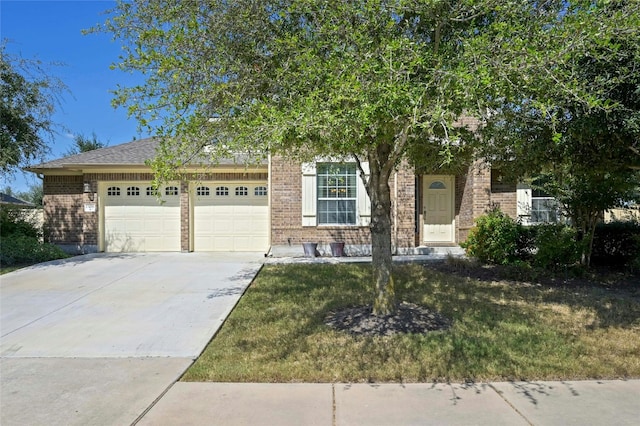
517,183,532,225
301,162,317,226
301,159,371,227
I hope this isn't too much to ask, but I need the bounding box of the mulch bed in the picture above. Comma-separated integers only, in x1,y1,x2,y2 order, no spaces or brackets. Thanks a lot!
325,301,451,337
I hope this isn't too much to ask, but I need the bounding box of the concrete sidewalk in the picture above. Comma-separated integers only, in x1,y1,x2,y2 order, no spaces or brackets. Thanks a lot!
138,380,640,425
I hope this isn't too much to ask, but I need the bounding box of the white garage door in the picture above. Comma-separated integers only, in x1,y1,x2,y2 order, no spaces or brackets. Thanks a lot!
193,182,269,251
102,183,181,252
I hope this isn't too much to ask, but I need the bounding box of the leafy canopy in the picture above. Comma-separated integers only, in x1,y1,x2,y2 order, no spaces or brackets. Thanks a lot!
0,42,67,174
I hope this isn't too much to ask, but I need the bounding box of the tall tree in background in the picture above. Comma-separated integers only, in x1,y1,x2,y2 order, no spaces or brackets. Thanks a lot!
97,0,632,313
64,131,107,156
475,1,640,266
0,42,66,174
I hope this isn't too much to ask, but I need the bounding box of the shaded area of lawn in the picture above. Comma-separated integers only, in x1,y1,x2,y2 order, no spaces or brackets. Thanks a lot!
183,262,640,383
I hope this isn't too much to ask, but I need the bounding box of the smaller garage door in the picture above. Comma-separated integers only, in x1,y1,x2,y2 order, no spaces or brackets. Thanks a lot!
193,182,269,252
102,183,181,252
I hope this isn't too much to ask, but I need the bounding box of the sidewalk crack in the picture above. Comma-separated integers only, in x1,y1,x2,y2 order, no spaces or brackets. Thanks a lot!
489,383,534,426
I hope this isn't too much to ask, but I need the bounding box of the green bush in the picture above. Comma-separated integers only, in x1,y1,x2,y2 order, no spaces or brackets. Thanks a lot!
533,224,583,271
0,234,68,266
0,208,40,238
461,208,521,265
1,207,68,267
591,221,640,267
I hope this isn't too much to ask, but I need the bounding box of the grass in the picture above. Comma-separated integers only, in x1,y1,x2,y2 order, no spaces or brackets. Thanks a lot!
183,262,640,383
1,264,29,275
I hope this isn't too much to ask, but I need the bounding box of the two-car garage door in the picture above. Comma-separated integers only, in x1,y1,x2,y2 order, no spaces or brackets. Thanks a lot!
101,182,268,252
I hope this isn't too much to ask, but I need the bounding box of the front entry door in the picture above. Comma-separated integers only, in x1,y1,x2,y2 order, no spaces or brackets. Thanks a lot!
423,176,454,243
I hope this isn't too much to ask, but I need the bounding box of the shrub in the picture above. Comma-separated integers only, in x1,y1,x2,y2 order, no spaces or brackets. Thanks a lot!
0,207,68,267
461,208,521,265
0,235,68,266
590,221,640,267
533,224,583,271
0,208,40,238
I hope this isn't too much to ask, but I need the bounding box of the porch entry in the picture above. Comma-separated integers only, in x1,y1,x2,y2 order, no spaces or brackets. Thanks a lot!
422,175,455,243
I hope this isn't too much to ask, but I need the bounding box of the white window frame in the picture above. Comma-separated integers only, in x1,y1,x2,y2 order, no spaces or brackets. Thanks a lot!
301,159,371,227
316,163,358,225
517,183,562,225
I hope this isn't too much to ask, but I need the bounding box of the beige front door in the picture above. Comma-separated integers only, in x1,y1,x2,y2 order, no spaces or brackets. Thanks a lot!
423,175,454,243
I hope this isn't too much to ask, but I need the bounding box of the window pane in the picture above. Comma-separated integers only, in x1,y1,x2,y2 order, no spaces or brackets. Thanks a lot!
318,199,356,225
197,186,210,196
317,163,357,225
165,186,179,196
532,198,558,223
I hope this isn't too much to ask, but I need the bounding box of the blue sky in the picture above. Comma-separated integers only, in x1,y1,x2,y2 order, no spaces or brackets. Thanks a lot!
1,0,148,192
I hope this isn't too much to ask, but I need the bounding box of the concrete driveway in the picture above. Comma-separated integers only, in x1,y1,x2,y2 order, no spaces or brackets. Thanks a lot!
0,252,264,426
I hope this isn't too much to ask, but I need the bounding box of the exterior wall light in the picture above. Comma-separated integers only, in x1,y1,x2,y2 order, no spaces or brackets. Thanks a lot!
83,182,94,201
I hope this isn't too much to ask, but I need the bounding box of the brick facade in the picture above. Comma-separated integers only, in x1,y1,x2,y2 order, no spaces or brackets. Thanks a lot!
43,175,85,251
41,158,516,254
270,156,416,251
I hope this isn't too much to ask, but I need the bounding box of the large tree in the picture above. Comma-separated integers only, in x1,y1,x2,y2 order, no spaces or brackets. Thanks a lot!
0,43,66,174
97,0,623,313
475,1,640,266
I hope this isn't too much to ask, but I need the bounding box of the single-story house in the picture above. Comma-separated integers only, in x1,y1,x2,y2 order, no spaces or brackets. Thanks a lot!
27,137,545,255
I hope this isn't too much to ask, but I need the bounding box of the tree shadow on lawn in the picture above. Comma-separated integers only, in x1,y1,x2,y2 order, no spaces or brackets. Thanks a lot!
425,260,640,330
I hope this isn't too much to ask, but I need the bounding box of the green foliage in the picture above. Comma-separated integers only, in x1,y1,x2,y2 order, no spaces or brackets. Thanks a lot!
1,42,67,173
464,210,640,273
64,131,107,156
0,207,39,238
461,208,521,265
533,224,583,271
474,1,640,266
95,0,639,309
0,207,67,266
0,234,68,266
591,221,640,267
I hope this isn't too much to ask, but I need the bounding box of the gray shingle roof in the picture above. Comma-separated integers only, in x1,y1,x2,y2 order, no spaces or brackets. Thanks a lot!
27,137,266,170
29,138,161,169
0,193,35,207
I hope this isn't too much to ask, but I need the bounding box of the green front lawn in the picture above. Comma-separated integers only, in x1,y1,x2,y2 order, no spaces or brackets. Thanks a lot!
183,262,640,383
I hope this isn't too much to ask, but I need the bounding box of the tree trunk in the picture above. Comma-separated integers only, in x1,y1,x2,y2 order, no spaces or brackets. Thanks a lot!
574,208,598,268
365,145,396,315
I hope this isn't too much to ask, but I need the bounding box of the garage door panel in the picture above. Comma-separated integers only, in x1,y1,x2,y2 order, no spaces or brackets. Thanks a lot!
103,183,180,252
193,182,269,252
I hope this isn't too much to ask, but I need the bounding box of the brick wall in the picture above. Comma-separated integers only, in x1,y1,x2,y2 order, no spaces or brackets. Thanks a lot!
453,162,517,242
393,161,417,249
455,171,473,242
490,170,517,218
270,156,416,249
43,175,84,247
